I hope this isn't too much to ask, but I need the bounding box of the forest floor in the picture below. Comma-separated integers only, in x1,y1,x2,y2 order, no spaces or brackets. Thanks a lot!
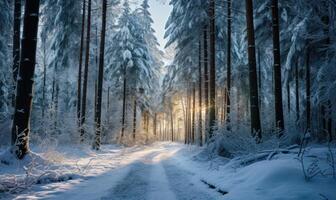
0,142,336,200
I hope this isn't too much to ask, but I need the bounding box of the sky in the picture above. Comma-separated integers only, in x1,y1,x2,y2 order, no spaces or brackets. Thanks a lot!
148,0,172,51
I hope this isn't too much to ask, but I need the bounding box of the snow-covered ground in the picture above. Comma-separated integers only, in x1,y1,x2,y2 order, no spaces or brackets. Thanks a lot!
1,143,335,200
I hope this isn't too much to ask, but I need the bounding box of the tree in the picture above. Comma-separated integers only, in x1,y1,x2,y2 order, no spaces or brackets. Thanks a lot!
306,48,311,131
12,0,41,159
271,0,284,134
208,0,216,139
77,0,86,130
198,39,203,146
226,0,232,130
245,0,262,141
12,0,21,107
80,0,92,141
106,0,153,140
93,0,107,150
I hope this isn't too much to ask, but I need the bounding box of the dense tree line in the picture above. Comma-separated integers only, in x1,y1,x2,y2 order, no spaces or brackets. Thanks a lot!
162,0,336,146
0,0,335,159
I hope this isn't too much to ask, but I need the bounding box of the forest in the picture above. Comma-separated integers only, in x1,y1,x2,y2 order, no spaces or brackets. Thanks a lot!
0,0,336,199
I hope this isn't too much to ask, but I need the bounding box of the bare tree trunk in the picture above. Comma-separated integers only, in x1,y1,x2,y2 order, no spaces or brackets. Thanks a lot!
77,0,86,130
271,0,284,133
306,48,311,131
171,107,174,142
327,101,332,142
132,97,137,140
198,39,203,146
12,0,40,159
295,59,300,123
12,0,21,108
287,81,290,115
192,83,196,144
93,0,107,150
208,0,216,139
121,64,127,138
80,0,92,141
203,27,209,142
226,0,232,130
41,37,47,119
245,0,262,141
154,113,157,136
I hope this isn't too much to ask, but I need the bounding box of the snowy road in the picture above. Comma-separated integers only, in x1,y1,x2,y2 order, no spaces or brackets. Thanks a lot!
10,143,224,200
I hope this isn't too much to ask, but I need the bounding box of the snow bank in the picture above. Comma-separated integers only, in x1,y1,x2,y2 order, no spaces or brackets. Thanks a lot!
0,147,84,194
170,143,336,200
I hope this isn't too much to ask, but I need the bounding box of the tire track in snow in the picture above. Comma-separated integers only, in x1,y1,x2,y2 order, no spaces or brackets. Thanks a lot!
101,151,160,200
162,161,225,200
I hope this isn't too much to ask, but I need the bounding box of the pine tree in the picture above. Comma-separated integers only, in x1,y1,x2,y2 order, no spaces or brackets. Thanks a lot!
12,0,21,108
226,0,232,130
77,0,86,131
208,0,216,139
93,0,107,150
80,0,92,141
12,0,41,159
245,0,262,141
271,0,284,134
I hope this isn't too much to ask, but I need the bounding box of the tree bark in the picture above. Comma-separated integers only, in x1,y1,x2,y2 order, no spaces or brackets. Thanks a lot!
287,80,291,113
153,113,157,136
271,0,284,133
132,97,137,140
295,59,300,123
12,0,40,159
306,48,311,131
245,0,262,141
80,0,91,142
198,38,203,146
203,26,209,142
208,0,216,139
171,107,174,142
192,83,196,144
93,0,107,150
226,0,232,130
121,63,127,138
12,0,21,108
77,0,86,131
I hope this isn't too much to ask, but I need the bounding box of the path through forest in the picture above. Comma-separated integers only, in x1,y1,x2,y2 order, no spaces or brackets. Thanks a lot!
11,143,224,200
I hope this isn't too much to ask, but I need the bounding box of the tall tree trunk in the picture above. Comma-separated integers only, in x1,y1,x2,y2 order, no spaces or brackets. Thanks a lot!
132,97,137,140
77,0,86,130
80,0,91,141
203,27,209,142
306,48,311,131
295,59,300,123
198,39,203,146
287,81,290,114
12,0,21,108
208,0,216,139
186,88,190,144
153,113,157,136
93,0,107,150
12,0,40,159
226,0,232,130
121,64,127,138
327,101,332,142
41,40,47,119
271,0,284,133
245,0,262,141
171,107,174,142
54,80,59,134
257,48,262,114
192,83,196,144
107,86,110,124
